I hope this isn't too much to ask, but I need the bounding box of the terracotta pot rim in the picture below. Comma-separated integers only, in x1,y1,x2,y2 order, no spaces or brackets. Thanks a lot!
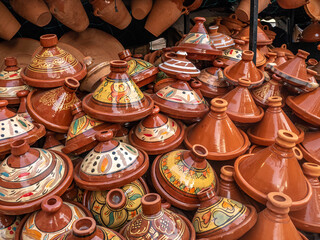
226,105,264,123
290,214,320,234
224,66,265,88
298,143,320,165
304,1,320,21
199,86,230,98
130,65,159,82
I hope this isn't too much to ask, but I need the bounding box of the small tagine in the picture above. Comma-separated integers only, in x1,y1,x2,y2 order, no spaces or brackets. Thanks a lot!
184,98,250,160
0,215,20,240
0,57,30,105
27,77,80,133
192,186,257,240
271,44,294,57
221,14,246,32
16,195,92,240
224,50,264,87
235,24,273,46
221,78,264,123
118,49,158,87
298,131,320,165
120,193,196,240
151,144,219,210
63,102,120,155
82,60,154,123
20,34,87,88
0,100,45,154
208,25,235,50
74,130,149,191
239,192,308,240
234,130,312,210
0,140,73,215
248,96,304,146
129,105,185,155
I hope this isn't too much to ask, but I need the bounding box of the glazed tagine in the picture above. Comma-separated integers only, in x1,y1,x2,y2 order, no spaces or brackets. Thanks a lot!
15,195,92,240
0,139,73,215
0,215,20,239
234,130,312,210
217,39,245,67
128,105,185,155
0,57,30,105
120,193,196,240
82,60,154,123
192,186,257,240
298,131,320,165
16,90,33,123
208,25,235,50
151,144,219,210
20,34,87,88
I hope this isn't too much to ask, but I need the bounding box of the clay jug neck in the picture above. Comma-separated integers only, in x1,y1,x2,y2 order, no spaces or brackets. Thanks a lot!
194,17,207,33
241,50,254,61
141,193,162,217
4,57,19,71
72,217,97,239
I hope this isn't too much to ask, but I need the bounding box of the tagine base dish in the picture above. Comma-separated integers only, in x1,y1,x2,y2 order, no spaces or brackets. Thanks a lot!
298,143,320,165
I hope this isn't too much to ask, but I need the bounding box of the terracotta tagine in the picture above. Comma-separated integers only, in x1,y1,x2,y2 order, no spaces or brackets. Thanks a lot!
173,17,222,61
196,59,231,98
208,25,235,50
118,49,158,87
301,20,320,42
298,131,320,165
16,90,33,123
0,57,30,105
234,130,312,210
82,60,154,123
217,39,245,67
184,98,250,161
128,105,185,155
83,178,149,230
0,215,20,239
151,144,219,210
0,139,73,215
247,96,304,146
271,44,294,57
192,186,257,240
224,50,264,87
120,193,196,239
239,37,267,67
221,14,246,32
21,34,87,88
63,102,120,155
274,51,288,66
113,124,130,144
16,195,92,240
235,24,272,46
0,100,45,154
215,17,232,36
277,0,308,9
239,192,308,240
74,130,149,191
27,77,80,133
304,0,320,21
221,78,264,123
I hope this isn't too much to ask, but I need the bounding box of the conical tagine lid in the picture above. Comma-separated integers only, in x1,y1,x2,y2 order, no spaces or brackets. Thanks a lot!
0,100,45,155
21,34,87,88
74,130,149,191
151,144,219,210
235,24,272,45
82,60,154,123
0,140,73,215
234,130,312,210
239,37,267,67
208,25,235,50
298,131,320,165
184,98,250,160
129,105,185,155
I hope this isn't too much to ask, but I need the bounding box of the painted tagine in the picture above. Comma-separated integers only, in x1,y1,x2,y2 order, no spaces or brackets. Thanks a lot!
15,195,92,240
151,144,219,210
0,57,30,105
208,25,234,50
217,39,245,67
192,186,257,240
298,131,320,165
20,34,87,88
0,215,21,240
82,60,154,123
120,193,196,239
16,90,33,123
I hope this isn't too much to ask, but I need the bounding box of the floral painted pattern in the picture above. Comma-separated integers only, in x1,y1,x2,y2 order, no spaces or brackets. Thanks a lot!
0,216,20,240
67,114,103,140
182,33,211,45
156,86,203,104
128,59,153,77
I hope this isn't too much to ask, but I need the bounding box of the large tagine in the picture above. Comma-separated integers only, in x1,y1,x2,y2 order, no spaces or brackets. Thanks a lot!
16,195,92,240
298,131,320,165
129,105,185,155
82,60,154,123
74,130,149,191
0,57,30,105
151,144,219,210
27,77,80,133
0,215,20,239
0,140,73,215
192,186,257,240
120,193,196,240
20,34,87,88
184,98,250,160
0,100,45,154
234,130,312,210
208,25,234,50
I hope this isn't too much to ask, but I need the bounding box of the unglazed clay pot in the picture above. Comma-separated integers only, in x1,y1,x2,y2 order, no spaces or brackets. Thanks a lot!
151,144,219,210
82,60,154,123
63,102,120,155
15,195,92,240
83,178,149,231
215,17,232,36
305,0,320,21
0,2,21,41
234,130,312,210
221,78,264,123
0,57,31,105
208,25,234,50
184,98,250,161
27,77,80,133
120,193,196,239
298,131,320,165
277,0,308,9
224,50,264,87
235,0,270,22
131,0,152,20
52,217,125,240
0,139,73,215
0,215,21,239
192,186,257,240
239,192,308,240
129,105,185,155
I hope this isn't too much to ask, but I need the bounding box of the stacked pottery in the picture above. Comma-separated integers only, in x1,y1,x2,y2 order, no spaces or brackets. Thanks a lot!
208,25,235,50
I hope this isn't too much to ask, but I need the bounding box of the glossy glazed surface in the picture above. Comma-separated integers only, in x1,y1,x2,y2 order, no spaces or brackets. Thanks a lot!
299,131,320,164
0,215,20,240
209,25,234,50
